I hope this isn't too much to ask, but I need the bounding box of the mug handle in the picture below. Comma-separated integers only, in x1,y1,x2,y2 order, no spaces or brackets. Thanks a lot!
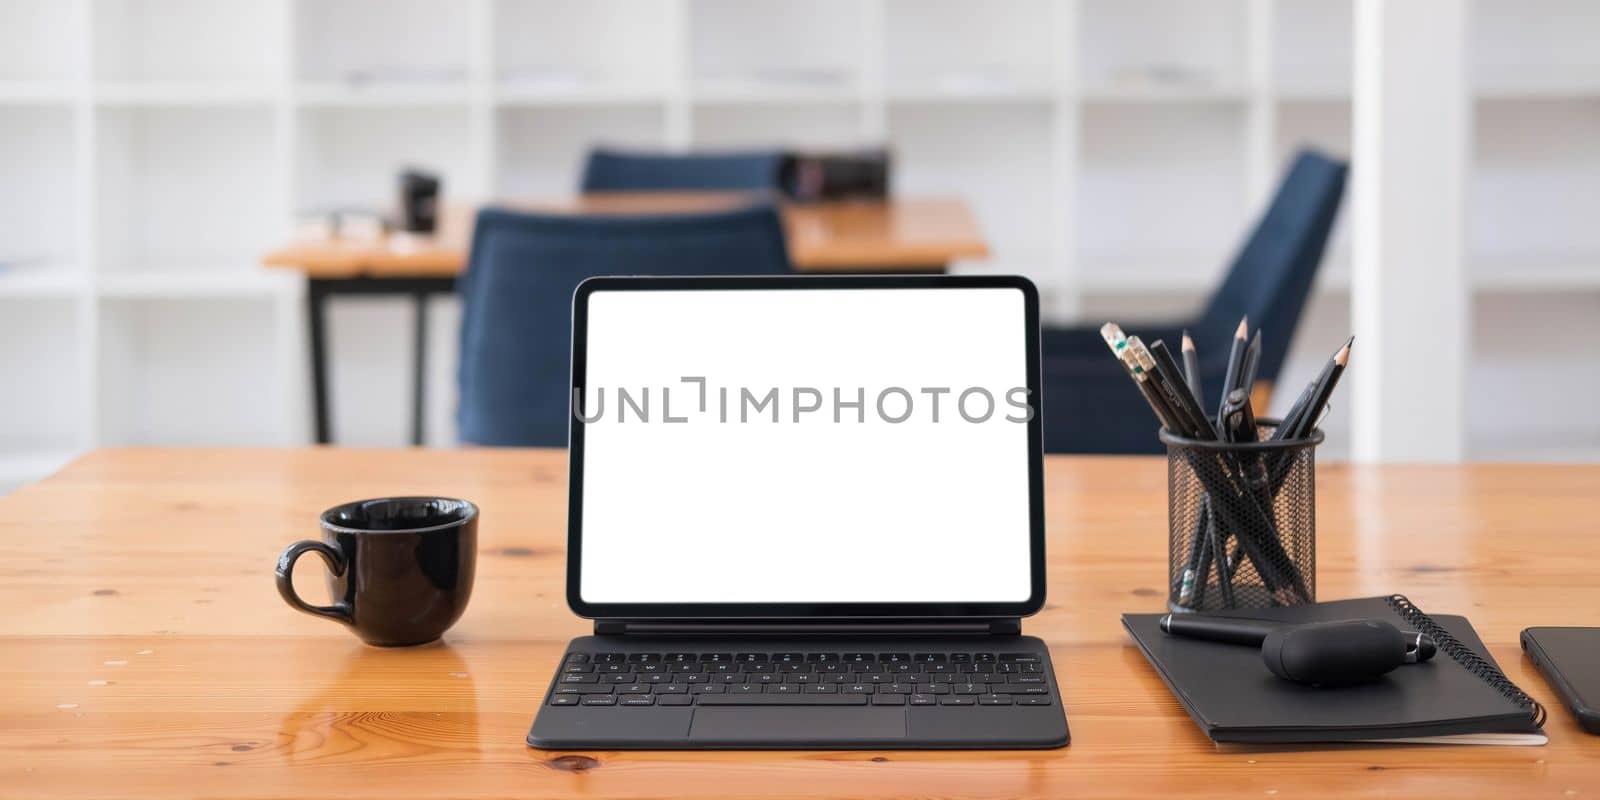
275,541,352,625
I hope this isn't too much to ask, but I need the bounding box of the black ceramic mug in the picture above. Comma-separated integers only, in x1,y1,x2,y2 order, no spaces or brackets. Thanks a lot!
276,497,478,646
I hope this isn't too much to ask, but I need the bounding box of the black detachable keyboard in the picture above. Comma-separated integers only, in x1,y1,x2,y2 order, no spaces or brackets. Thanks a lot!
547,650,1053,708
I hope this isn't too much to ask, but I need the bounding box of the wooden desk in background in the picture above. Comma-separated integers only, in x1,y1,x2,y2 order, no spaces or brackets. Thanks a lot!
3,449,1598,799
262,195,989,446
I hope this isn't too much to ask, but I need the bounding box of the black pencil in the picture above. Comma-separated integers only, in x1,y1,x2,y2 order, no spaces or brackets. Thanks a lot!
1217,317,1248,428
1181,330,1203,402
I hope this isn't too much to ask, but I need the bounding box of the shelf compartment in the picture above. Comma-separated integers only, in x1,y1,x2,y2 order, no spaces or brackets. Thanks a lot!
888,104,1051,274
96,296,290,445
0,104,79,275
496,106,667,196
0,295,87,486
92,0,281,83
94,105,281,274
688,0,862,99
882,0,1054,101
1273,0,1353,99
295,105,471,213
0,0,81,83
1473,98,1600,270
493,0,675,99
1077,103,1248,286
1472,0,1600,97
1078,0,1252,99
294,0,470,93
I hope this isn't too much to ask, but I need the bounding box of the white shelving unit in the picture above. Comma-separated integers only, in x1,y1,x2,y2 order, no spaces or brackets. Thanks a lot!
1,0,1597,489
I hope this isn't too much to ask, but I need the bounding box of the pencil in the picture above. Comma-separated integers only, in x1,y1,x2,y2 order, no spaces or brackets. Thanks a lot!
1180,330,1203,402
1217,317,1248,428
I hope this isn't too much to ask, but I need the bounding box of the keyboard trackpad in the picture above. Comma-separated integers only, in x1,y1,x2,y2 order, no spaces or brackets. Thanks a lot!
689,708,906,742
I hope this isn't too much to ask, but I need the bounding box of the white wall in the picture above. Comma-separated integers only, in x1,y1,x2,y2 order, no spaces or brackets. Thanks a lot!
1,0,1598,492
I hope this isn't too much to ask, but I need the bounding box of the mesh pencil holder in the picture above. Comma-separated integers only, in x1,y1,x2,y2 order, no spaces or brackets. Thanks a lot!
1159,419,1322,613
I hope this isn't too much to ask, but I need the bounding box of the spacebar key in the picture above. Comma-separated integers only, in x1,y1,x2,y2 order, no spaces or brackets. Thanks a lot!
695,694,868,706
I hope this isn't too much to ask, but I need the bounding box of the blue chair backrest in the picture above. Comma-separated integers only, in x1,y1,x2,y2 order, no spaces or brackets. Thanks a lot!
1192,149,1349,384
580,147,786,193
457,204,792,446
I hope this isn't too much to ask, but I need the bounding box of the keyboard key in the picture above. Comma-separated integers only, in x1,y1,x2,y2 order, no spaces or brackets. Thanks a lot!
849,663,881,673
740,663,774,673
699,653,732,663
913,653,946,663
581,695,617,706
973,653,996,663
640,673,670,684
658,695,694,706
562,664,594,674
681,673,707,684
596,654,626,664
770,683,802,694
626,653,661,663
887,662,916,673
554,685,614,695
878,653,910,663
806,683,839,694
603,674,632,684
815,662,846,673
978,694,1013,706
1000,653,1040,662
706,663,737,674
657,684,688,694
696,694,867,706
619,684,651,694
772,652,804,663
871,694,906,705
599,663,629,673
548,694,580,706
842,652,873,663
882,683,915,694
1011,676,1045,684
949,653,972,663
922,663,950,673
751,673,781,684
909,693,937,705
635,663,667,674
713,673,744,683
787,673,815,684
813,673,849,684
735,653,768,662
1015,696,1052,706
727,683,763,695
843,684,873,694
663,653,697,663
929,674,955,684
673,663,703,674
620,696,655,707
1000,684,1048,695
940,696,976,706
564,653,589,664
806,653,837,663
921,684,950,695
777,662,809,673
953,684,984,695
690,683,725,694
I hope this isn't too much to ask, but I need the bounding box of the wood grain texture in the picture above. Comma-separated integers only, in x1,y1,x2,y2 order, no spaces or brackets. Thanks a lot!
261,195,986,277
2,448,1598,799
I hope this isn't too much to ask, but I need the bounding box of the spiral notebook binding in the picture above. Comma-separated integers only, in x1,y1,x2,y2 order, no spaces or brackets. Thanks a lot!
1385,594,1547,728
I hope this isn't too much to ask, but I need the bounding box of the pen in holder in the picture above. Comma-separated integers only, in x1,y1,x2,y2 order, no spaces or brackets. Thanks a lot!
1161,418,1321,613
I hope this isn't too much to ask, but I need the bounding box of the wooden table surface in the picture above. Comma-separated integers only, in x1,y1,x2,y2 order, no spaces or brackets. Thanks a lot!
3,448,1599,799
262,194,988,278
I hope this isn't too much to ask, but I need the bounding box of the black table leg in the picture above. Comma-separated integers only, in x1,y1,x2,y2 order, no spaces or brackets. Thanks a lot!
307,279,333,445
411,290,428,447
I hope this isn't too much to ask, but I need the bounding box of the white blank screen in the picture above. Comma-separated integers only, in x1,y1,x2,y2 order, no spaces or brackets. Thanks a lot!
577,287,1033,604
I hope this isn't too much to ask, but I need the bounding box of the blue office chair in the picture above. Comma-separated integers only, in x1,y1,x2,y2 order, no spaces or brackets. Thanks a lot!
1039,149,1349,454
457,204,792,446
580,147,786,193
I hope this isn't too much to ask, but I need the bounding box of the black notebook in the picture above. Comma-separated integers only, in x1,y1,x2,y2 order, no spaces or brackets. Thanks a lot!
1124,595,1547,745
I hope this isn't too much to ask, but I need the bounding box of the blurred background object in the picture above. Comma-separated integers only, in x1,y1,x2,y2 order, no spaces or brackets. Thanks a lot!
1,0,1597,494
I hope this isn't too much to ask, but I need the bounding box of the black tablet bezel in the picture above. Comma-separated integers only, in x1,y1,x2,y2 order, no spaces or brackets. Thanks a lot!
565,274,1046,621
